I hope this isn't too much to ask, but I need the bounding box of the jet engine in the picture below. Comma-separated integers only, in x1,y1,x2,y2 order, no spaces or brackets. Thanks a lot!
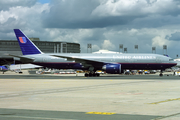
102,64,123,74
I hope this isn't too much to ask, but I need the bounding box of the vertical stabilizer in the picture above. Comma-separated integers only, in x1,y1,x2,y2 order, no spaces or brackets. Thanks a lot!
14,29,43,55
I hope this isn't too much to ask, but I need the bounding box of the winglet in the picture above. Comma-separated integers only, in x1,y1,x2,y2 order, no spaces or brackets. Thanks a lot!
14,29,43,55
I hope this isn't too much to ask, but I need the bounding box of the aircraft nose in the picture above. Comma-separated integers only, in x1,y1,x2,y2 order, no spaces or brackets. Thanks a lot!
174,61,180,66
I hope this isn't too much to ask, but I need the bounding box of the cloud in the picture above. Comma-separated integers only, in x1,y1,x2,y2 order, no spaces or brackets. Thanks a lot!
1,0,180,58
42,0,101,28
0,1,50,38
92,0,180,17
152,36,169,48
40,0,180,29
101,40,115,50
0,0,37,11
41,0,143,29
92,44,101,52
167,32,180,41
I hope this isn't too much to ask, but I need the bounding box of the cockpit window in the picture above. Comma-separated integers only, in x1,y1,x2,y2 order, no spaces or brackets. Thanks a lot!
169,59,174,61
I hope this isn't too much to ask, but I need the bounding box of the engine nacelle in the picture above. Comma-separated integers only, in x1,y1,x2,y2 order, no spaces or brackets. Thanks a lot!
102,64,122,74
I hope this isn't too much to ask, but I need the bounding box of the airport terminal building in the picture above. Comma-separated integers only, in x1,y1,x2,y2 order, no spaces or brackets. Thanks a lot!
0,38,80,65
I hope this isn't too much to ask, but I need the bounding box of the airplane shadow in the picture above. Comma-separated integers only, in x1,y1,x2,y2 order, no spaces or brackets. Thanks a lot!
0,74,179,80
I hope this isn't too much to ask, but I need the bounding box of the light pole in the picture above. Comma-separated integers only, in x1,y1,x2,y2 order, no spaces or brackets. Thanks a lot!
124,48,127,53
87,44,92,53
152,47,156,54
163,45,167,55
119,44,123,53
135,45,138,53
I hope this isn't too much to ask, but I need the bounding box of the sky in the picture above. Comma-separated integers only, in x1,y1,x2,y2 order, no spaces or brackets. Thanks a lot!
1,0,180,58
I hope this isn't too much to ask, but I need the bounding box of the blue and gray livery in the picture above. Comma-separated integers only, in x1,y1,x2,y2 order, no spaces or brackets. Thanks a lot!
13,29,176,77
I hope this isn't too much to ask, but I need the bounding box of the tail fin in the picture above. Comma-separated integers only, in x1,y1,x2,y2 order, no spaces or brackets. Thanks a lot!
14,29,43,55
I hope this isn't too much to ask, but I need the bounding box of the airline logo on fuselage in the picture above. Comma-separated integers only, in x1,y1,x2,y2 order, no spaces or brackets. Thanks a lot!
19,37,27,43
113,55,156,59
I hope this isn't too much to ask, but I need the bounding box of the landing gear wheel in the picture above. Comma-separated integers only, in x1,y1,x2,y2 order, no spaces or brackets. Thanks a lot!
84,73,100,77
159,70,163,77
85,73,89,77
89,73,93,77
96,73,100,77
92,73,96,76
159,73,163,76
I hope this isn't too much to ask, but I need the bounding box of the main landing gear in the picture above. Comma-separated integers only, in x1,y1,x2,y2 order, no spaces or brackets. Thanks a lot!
84,72,100,77
159,70,163,77
84,66,100,77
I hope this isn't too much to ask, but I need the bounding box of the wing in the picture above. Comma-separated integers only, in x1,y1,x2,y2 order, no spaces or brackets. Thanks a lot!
51,55,105,68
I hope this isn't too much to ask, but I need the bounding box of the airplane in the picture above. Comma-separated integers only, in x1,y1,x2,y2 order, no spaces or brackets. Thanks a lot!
0,65,8,74
8,29,177,77
9,64,42,71
9,63,42,73
0,63,42,74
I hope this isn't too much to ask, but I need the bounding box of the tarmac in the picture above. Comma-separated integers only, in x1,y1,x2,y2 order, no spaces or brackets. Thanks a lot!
0,70,180,120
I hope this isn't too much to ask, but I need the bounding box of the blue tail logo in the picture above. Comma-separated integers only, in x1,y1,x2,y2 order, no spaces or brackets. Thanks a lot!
19,37,27,43
14,29,42,55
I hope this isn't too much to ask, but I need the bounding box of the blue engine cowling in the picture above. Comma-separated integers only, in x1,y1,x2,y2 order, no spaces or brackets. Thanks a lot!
102,64,122,74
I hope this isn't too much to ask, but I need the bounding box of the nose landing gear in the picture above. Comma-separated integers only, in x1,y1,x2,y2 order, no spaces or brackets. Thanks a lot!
159,70,163,77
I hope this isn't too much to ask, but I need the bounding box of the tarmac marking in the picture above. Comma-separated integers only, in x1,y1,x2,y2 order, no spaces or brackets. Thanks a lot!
0,115,75,120
115,92,143,95
0,80,155,99
86,111,116,115
152,112,180,120
8,94,19,96
148,98,180,104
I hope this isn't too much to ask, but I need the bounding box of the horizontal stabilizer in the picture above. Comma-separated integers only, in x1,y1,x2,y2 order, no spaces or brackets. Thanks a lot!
5,54,34,63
